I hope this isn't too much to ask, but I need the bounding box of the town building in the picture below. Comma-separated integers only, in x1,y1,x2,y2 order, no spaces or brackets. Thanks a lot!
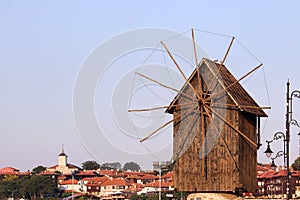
0,167,30,176
256,166,300,199
0,167,19,175
47,147,81,174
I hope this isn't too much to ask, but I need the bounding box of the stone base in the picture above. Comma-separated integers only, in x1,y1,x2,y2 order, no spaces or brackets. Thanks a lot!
187,193,243,200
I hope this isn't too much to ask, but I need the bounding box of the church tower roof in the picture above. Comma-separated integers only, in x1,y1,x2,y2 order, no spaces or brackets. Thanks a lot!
58,145,68,157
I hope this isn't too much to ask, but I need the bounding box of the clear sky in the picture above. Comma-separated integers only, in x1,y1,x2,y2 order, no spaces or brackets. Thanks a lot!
1,1,300,171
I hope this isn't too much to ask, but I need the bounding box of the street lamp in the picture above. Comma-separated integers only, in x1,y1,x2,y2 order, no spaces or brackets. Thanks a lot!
269,151,284,170
264,81,300,200
264,141,273,158
270,159,276,170
264,132,286,167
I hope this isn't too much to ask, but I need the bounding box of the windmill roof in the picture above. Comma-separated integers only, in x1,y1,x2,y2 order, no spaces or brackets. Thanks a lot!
166,58,267,117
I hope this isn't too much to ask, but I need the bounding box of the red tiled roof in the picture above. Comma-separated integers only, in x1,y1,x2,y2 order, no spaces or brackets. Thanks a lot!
292,171,300,177
144,180,173,188
47,163,81,170
140,174,159,180
124,174,143,179
162,171,173,179
0,167,20,174
257,165,269,172
59,179,79,185
47,165,58,169
0,167,19,171
273,169,287,177
101,178,132,186
18,171,32,176
117,171,145,177
38,171,59,176
256,169,300,179
257,170,274,179
76,171,98,176
57,175,67,180
86,177,109,186
134,183,144,189
99,170,118,176
67,164,81,169
81,177,92,181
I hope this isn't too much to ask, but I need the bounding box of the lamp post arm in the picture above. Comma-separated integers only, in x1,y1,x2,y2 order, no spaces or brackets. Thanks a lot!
271,151,284,160
290,119,300,128
273,132,286,141
290,90,300,126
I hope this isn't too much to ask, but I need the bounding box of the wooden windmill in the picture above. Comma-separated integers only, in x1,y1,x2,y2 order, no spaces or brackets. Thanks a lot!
129,29,269,193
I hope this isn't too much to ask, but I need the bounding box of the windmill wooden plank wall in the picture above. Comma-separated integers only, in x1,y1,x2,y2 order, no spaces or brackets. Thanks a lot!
166,58,267,193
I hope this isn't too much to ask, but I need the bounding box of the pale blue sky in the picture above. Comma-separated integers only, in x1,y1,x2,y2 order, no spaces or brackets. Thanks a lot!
1,1,300,171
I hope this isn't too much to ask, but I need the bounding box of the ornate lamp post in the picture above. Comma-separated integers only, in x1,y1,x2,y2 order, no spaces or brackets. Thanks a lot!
264,132,286,167
264,81,300,200
269,151,284,170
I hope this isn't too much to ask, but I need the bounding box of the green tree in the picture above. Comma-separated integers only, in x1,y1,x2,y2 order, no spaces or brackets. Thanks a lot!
0,174,58,200
18,175,57,199
82,160,100,170
32,165,46,174
101,162,122,170
123,161,141,171
292,156,300,170
0,175,20,199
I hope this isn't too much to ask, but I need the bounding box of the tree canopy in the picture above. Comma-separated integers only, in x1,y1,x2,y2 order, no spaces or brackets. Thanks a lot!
123,161,141,171
0,174,57,199
82,160,100,170
292,156,300,170
101,162,122,170
32,165,46,174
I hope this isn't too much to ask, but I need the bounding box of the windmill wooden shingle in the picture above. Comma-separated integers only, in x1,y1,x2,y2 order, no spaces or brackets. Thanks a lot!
166,58,267,193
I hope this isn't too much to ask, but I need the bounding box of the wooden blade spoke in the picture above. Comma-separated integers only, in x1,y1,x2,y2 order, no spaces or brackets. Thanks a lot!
140,118,173,143
202,75,219,101
136,72,196,101
211,102,271,110
221,37,235,65
202,105,239,169
203,37,234,101
128,102,198,113
192,28,199,67
140,104,198,142
192,29,203,99
173,106,200,161
200,105,206,158
210,63,263,99
161,41,201,100
203,104,257,148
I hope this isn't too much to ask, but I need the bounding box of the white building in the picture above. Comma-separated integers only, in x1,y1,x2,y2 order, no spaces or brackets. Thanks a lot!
47,147,80,174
